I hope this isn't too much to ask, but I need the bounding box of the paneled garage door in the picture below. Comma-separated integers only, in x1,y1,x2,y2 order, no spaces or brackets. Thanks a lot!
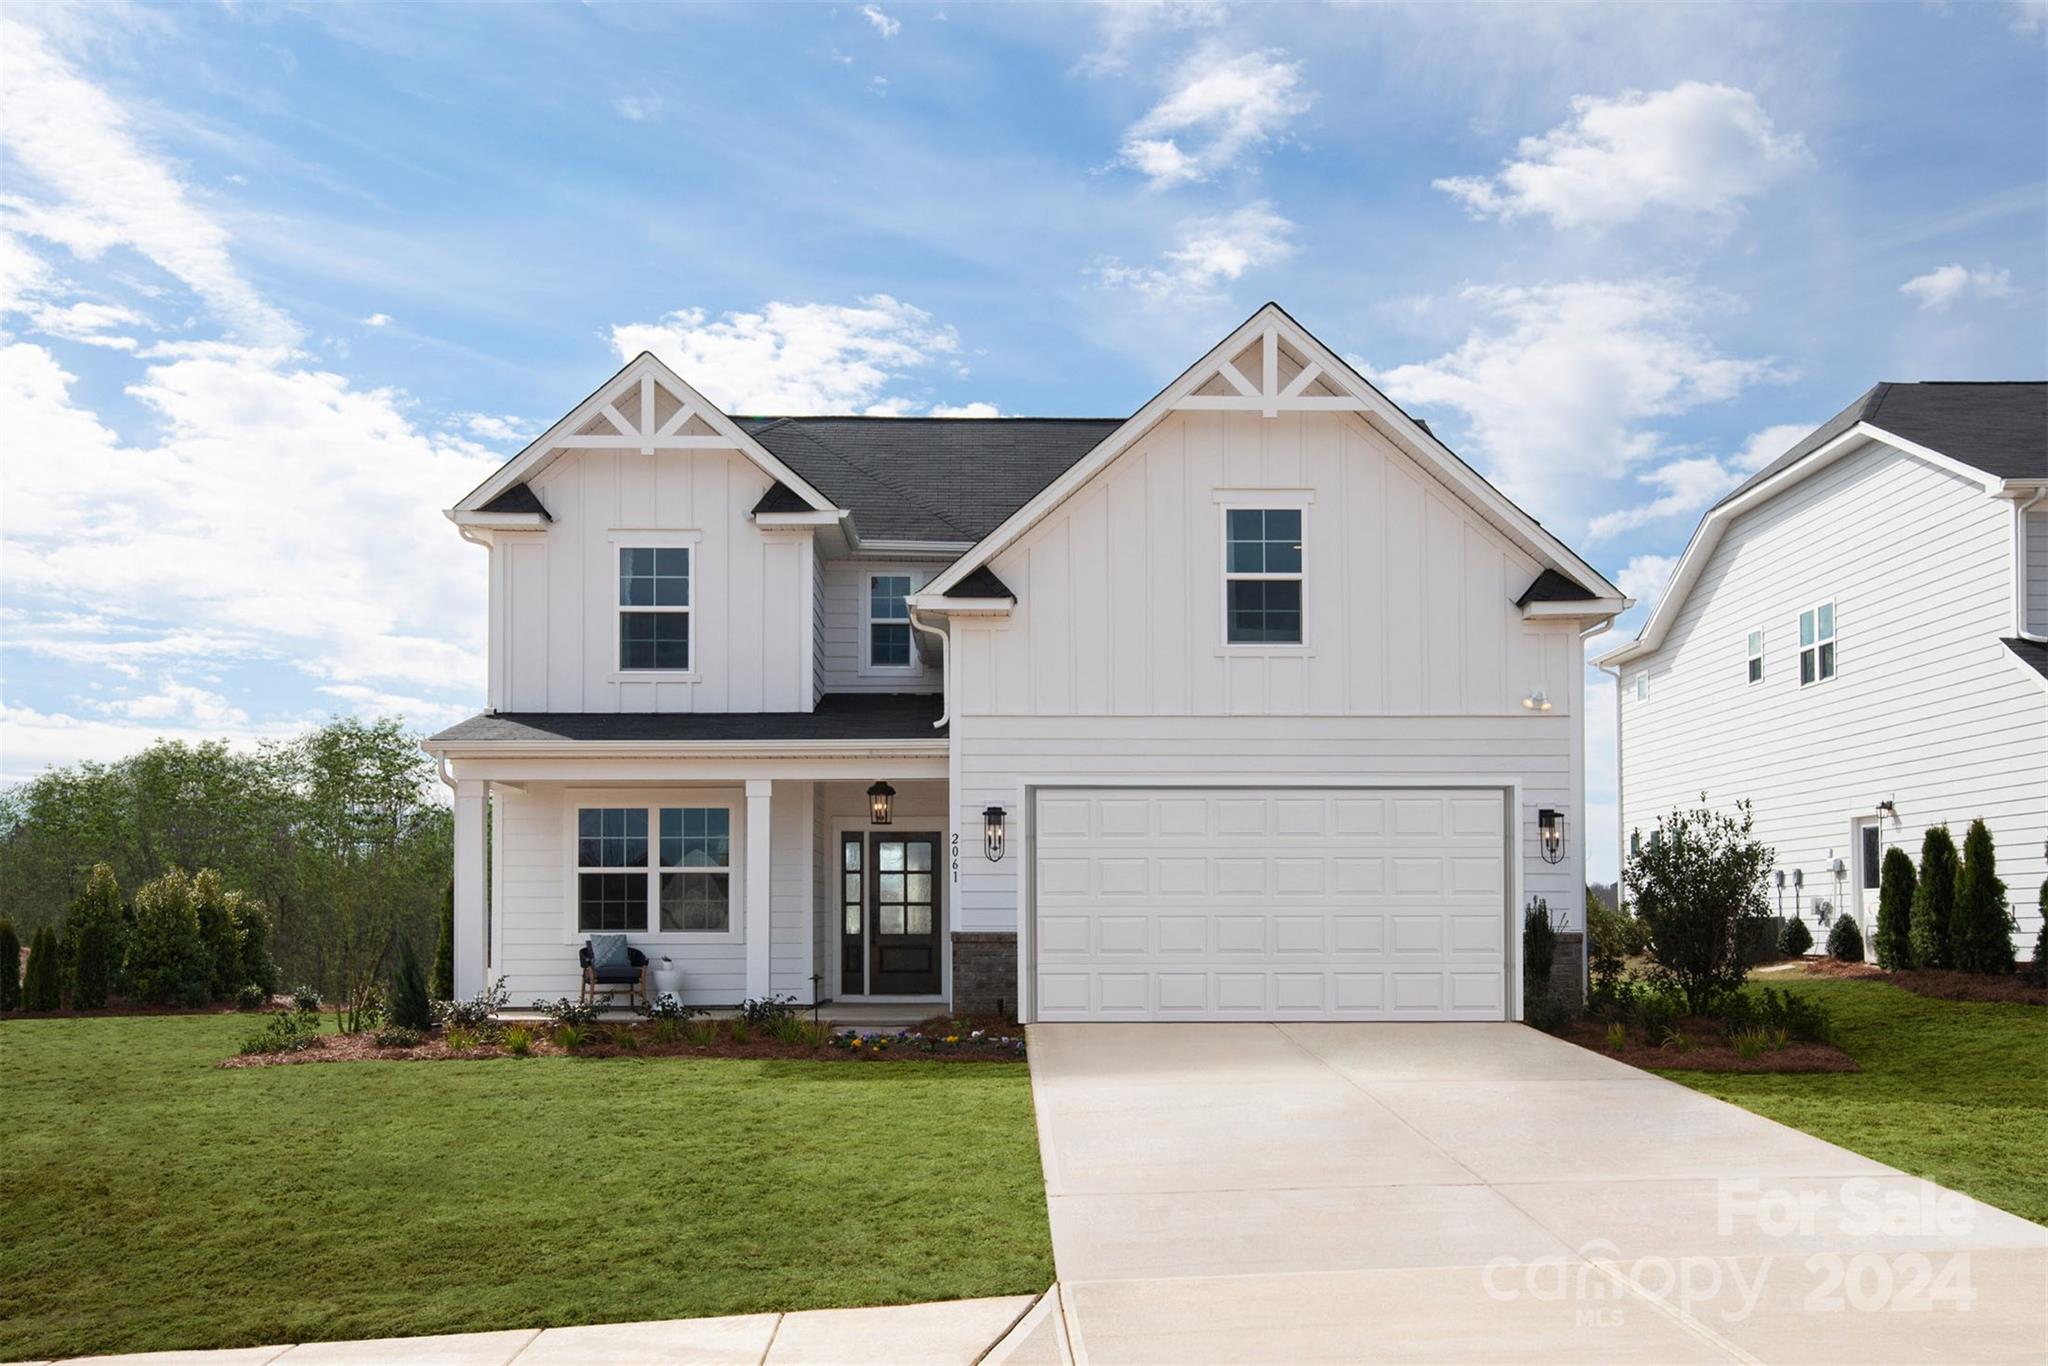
1032,787,1509,1021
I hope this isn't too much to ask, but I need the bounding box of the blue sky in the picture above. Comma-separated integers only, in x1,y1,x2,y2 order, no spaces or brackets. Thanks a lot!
2,1,2043,877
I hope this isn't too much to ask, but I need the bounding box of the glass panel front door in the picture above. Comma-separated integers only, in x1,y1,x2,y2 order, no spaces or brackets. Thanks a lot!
842,830,941,996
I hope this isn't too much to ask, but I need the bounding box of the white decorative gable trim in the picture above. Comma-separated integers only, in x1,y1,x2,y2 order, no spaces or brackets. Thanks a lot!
450,352,837,519
920,302,1620,606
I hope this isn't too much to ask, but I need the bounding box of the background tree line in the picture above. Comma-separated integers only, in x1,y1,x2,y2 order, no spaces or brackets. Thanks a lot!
0,717,451,1010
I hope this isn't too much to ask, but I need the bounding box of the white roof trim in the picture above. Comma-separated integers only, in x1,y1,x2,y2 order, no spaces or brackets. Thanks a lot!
921,302,1619,602
449,510,546,529
1523,597,1633,621
451,352,838,517
1595,420,2001,668
422,737,951,760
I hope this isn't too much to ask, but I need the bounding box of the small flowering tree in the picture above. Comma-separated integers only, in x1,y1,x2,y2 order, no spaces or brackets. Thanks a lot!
1624,798,1774,1015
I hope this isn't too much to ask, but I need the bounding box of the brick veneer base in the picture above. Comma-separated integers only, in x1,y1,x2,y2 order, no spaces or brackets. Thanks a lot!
951,932,1019,1021
1544,931,1587,1012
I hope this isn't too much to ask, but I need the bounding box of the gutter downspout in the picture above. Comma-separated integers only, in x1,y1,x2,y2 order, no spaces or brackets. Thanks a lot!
908,606,950,729
1592,647,1625,916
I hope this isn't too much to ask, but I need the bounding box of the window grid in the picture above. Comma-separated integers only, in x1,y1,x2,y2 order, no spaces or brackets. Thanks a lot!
575,803,733,935
1224,508,1303,645
576,807,649,934
1746,628,1764,685
1798,600,1835,687
618,547,691,671
868,574,915,669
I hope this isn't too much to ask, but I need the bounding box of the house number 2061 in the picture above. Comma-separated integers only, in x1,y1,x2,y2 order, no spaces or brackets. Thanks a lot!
950,833,960,884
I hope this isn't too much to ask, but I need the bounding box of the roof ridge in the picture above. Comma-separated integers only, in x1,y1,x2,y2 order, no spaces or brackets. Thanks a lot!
738,414,1126,424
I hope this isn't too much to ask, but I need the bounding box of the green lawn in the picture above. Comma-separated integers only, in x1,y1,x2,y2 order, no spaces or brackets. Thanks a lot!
1661,977,2048,1224
0,1015,1052,1361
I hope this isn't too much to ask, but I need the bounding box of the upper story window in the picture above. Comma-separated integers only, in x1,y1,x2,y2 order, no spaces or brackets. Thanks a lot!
1746,628,1764,685
1798,600,1835,686
1225,507,1303,644
1634,672,1648,702
618,548,690,671
868,574,915,669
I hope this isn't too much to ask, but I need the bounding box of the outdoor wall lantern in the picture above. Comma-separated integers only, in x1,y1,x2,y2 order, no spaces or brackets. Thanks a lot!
983,806,1008,862
1875,799,1896,818
866,781,896,825
1537,808,1566,864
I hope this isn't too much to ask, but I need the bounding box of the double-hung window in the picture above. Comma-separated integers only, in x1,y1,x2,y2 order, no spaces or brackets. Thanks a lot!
575,803,731,934
1634,672,1648,702
867,573,915,669
1746,628,1764,685
1224,508,1303,644
618,547,690,671
1798,601,1835,686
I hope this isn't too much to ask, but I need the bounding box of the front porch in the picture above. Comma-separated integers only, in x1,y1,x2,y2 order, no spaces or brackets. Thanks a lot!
442,753,972,1013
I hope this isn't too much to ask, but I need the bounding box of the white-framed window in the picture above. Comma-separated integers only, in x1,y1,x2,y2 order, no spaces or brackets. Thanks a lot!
1746,628,1764,685
1224,507,1303,644
866,573,916,671
617,547,690,671
1634,671,1648,702
574,802,732,935
1798,600,1835,686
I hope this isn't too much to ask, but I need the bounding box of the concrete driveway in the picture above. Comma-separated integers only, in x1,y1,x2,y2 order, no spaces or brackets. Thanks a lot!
1019,1023,2048,1364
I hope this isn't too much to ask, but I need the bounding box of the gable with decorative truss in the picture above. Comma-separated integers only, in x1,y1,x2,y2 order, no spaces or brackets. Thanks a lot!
1181,325,1363,417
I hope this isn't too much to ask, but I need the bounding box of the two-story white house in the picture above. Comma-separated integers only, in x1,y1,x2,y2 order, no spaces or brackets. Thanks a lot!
1597,382,2047,955
424,304,1629,1021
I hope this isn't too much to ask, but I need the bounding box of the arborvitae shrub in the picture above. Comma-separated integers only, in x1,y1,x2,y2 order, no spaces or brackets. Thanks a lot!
0,920,21,1011
22,925,64,1011
1950,819,2015,975
232,897,280,996
191,870,245,1001
388,935,433,1032
432,880,455,1002
1826,915,1865,963
1873,846,1917,970
1779,916,1813,957
1909,826,1959,970
128,870,212,1007
66,863,126,1010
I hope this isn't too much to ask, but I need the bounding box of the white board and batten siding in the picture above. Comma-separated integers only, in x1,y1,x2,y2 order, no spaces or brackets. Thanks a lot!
491,441,815,714
944,407,1588,1018
1618,439,2048,941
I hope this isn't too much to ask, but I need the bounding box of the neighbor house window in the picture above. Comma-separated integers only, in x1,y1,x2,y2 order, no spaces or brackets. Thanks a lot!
1634,672,1648,702
659,807,730,932
1225,508,1303,644
577,803,733,935
576,807,648,932
1798,601,1835,686
618,547,690,671
1746,629,1764,685
868,573,914,669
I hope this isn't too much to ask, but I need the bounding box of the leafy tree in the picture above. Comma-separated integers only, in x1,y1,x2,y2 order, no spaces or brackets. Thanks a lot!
1624,798,1774,1014
1950,819,2015,975
64,863,126,1010
233,897,280,996
1780,916,1813,957
191,870,245,1000
128,870,212,1007
1872,846,1917,970
1826,915,1865,962
432,879,455,1001
22,925,63,1011
0,920,20,1011
388,935,433,1031
1909,826,1960,969
2028,880,2048,986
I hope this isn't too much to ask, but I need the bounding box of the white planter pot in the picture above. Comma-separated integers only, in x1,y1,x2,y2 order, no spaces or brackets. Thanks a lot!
652,965,683,998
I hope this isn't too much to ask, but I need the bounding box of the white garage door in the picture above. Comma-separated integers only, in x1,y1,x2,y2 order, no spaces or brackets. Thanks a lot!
1032,787,1509,1022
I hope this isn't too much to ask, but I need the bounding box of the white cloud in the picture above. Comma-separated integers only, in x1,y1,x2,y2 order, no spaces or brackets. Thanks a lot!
928,401,1000,418
611,96,663,122
95,675,249,728
1117,48,1310,188
457,412,533,443
1586,455,1739,540
361,311,392,327
1075,0,1226,77
1435,82,1808,230
610,295,976,414
1366,280,1784,526
22,298,145,349
1094,201,1294,299
0,702,305,784
1898,263,2013,311
0,19,296,344
318,683,474,727
1730,421,1812,472
1616,553,1680,616
860,4,901,38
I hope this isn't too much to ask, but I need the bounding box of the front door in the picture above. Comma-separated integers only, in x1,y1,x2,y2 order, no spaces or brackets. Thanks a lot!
838,831,942,996
1852,817,1882,959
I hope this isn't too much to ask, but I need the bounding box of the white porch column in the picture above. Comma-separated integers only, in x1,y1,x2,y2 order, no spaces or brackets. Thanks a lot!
452,778,487,998
745,779,773,999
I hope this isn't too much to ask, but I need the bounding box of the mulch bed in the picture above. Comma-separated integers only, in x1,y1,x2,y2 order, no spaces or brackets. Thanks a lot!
1793,957,2048,1006
221,1014,1028,1069
1556,1017,1858,1073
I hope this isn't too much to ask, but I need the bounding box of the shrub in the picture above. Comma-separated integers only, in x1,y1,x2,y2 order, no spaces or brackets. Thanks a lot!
2029,881,2048,986
1624,799,1774,1014
232,898,280,998
649,1018,681,1046
432,879,455,1001
1585,972,1642,1023
373,1024,425,1048
1779,916,1813,957
1731,1028,1770,1060
1604,1022,1627,1053
442,976,509,1030
738,994,803,1028
1659,1028,1699,1054
128,870,212,1007
532,996,606,1028
1632,988,1680,1041
1724,985,1832,1044
191,870,245,1001
1950,819,2016,975
1873,845,1917,970
66,863,126,1010
22,926,63,1011
1521,897,1560,1009
605,1023,640,1050
554,1023,587,1051
1909,826,1960,969
764,1012,813,1044
726,1017,752,1044
683,1017,718,1047
240,1008,321,1055
1525,992,1571,1035
1826,915,1865,963
290,983,322,1013
445,1025,481,1051
387,936,433,1031
1586,900,1645,987
502,1025,534,1055
0,920,20,1011
644,991,699,1022
236,983,268,1011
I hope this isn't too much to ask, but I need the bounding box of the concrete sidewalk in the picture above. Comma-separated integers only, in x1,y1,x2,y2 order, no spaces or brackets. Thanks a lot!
15,1294,1043,1366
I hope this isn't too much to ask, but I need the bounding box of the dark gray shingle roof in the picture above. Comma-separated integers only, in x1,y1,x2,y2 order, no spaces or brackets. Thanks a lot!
1515,568,1597,607
2003,637,2048,680
737,416,1121,543
945,566,1015,600
479,482,551,519
1718,382,2045,510
750,482,812,515
430,692,946,744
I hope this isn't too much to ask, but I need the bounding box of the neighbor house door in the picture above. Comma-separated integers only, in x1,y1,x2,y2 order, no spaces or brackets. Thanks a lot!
838,830,942,996
1852,817,1882,959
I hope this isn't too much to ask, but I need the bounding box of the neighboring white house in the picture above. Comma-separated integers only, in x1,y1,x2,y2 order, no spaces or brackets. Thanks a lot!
1597,382,2048,955
424,304,1628,1022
